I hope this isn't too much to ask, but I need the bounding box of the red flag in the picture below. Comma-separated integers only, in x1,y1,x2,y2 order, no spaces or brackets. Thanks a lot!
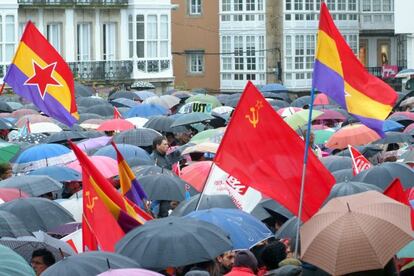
82,170,124,252
114,107,123,119
384,178,414,229
214,82,335,221
348,145,372,175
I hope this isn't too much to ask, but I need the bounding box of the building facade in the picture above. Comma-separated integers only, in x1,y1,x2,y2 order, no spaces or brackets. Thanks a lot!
171,0,220,92
0,0,174,91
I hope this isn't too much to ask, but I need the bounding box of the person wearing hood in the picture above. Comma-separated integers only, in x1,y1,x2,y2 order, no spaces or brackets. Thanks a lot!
225,250,258,276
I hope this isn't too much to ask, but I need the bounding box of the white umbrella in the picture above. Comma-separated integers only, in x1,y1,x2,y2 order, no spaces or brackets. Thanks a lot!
125,117,149,128
395,68,414,78
30,122,62,133
56,198,82,222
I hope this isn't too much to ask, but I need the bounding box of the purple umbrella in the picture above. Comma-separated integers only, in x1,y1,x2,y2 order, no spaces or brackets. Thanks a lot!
98,268,163,276
76,136,112,152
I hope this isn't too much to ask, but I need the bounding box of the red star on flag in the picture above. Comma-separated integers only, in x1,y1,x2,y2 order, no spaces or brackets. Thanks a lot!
24,61,61,99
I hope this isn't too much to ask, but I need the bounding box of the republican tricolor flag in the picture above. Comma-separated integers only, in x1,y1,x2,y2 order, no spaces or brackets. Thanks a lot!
3,21,79,126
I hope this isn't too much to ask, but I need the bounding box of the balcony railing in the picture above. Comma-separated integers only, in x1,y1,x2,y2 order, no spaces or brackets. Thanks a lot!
366,66,404,78
18,0,128,6
68,60,133,82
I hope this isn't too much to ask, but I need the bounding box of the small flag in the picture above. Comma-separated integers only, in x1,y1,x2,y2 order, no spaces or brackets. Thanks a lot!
114,107,123,119
348,145,372,175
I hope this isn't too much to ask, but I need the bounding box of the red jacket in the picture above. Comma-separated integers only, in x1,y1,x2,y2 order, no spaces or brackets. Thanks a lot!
225,266,256,276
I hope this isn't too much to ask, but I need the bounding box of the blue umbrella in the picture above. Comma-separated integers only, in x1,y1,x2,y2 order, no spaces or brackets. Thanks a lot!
0,244,35,276
259,83,288,93
382,120,404,132
125,104,168,118
185,208,273,250
134,90,156,100
93,143,153,166
13,144,75,173
27,166,81,182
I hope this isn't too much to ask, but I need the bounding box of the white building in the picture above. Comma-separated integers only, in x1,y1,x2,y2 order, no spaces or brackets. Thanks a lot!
219,0,267,92
0,0,174,90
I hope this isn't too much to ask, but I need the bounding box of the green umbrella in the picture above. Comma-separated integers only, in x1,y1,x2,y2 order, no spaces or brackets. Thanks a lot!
0,244,35,276
185,94,221,109
284,110,323,131
190,128,225,144
0,142,20,163
314,129,335,145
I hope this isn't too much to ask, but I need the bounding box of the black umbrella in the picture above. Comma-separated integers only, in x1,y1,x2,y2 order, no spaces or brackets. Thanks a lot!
325,181,382,202
78,113,104,123
335,144,383,159
133,165,175,177
0,102,12,113
0,175,62,197
143,115,175,132
250,204,272,221
0,198,75,232
137,174,197,201
88,104,114,117
115,216,232,270
170,112,215,128
352,162,414,190
291,96,312,108
42,251,140,276
258,198,294,220
113,128,162,147
77,97,107,107
109,91,140,101
74,82,93,98
45,131,87,144
111,98,139,108
0,210,32,238
332,168,354,183
269,99,290,109
372,131,414,144
171,194,237,216
321,156,353,172
262,92,289,101
275,216,302,252
0,118,15,130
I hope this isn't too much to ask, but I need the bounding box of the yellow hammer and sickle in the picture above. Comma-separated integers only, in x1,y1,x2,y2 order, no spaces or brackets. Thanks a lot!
85,191,98,212
245,100,263,128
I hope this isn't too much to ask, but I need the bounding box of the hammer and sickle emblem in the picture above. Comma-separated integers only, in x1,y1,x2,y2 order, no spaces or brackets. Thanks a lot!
85,191,98,212
245,100,263,128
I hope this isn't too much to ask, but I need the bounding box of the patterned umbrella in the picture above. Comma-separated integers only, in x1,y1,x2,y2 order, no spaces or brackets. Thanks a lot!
113,128,162,147
16,133,47,144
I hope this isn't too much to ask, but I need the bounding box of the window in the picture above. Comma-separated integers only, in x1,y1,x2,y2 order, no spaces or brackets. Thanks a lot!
305,0,314,11
306,35,315,69
128,15,133,58
234,0,243,11
348,0,357,11
383,0,391,11
294,0,303,10
246,36,256,70
286,0,292,10
222,0,231,12
295,35,304,70
345,34,358,55
160,15,168,58
285,35,292,70
222,36,231,70
246,0,255,11
136,15,145,58
103,22,116,60
234,36,243,70
373,0,381,11
5,15,14,62
362,0,371,11
258,0,263,11
258,36,264,70
337,0,346,11
189,0,201,15
327,0,335,10
77,22,91,61
47,23,62,54
188,52,204,73
147,15,157,58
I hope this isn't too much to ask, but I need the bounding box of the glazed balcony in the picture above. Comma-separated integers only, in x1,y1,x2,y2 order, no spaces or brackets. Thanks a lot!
18,0,128,7
68,60,133,82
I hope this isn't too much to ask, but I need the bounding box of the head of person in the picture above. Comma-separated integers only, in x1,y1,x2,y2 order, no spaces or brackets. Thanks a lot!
216,250,235,274
152,136,169,155
302,129,315,145
234,250,258,273
31,248,56,275
0,163,12,180
261,241,287,270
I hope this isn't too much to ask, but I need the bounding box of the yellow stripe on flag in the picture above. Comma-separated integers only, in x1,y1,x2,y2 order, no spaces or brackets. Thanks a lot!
315,30,343,77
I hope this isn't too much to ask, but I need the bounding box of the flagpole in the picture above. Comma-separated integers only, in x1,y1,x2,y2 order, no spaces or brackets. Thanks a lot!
194,162,215,211
294,87,316,258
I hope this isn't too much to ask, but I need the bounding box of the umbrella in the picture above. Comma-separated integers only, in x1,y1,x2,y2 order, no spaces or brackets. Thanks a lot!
143,116,176,133
137,174,197,201
134,90,156,100
125,117,149,128
88,104,114,117
0,188,29,202
171,194,238,216
259,83,288,93
111,98,139,108
109,91,141,101
42,251,140,276
300,191,413,275
382,120,404,132
170,112,214,128
30,122,63,133
212,106,234,115
352,162,414,190
116,216,232,270
0,141,19,163
258,198,294,220
186,208,273,250
98,268,163,276
0,175,62,197
284,110,323,131
0,118,15,129
13,144,76,173
77,97,107,107
79,118,105,130
0,102,12,112
15,114,53,127
190,128,226,144
172,90,193,99
48,222,81,237
74,82,94,97
185,94,221,109
313,129,335,145
11,109,38,118
277,107,303,118
291,96,312,108
268,99,290,109
0,244,35,276
395,68,414,78
325,181,382,202
0,210,32,238
313,109,346,121
0,198,75,232
113,128,162,147
16,133,47,144
28,166,81,182
67,156,118,178
76,136,112,152
78,113,104,122
275,216,302,252
326,124,380,149
56,198,82,222
131,80,155,90
44,131,87,144
125,104,168,118
331,169,354,183
181,142,218,155
335,144,383,159
372,131,414,144
93,144,153,166
313,93,335,106
321,156,352,172
143,95,180,109
180,161,213,192
97,119,135,132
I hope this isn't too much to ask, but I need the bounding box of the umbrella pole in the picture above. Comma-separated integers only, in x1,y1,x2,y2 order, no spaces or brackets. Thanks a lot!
194,162,215,211
294,87,316,258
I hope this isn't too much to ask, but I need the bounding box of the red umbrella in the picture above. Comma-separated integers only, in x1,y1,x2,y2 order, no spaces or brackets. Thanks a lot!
313,93,331,105
180,161,213,192
97,119,135,132
0,188,29,202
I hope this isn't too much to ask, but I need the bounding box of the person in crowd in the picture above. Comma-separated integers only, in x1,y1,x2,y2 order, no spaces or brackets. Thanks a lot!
216,251,235,275
61,181,82,199
0,163,12,180
269,258,302,276
225,250,258,276
151,136,172,169
31,248,56,276
166,132,177,147
302,129,322,158
261,241,287,275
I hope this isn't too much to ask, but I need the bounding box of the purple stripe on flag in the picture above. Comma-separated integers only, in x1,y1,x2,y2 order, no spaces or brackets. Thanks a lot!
125,178,147,207
312,60,346,107
118,209,141,233
353,114,385,138
4,64,77,126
